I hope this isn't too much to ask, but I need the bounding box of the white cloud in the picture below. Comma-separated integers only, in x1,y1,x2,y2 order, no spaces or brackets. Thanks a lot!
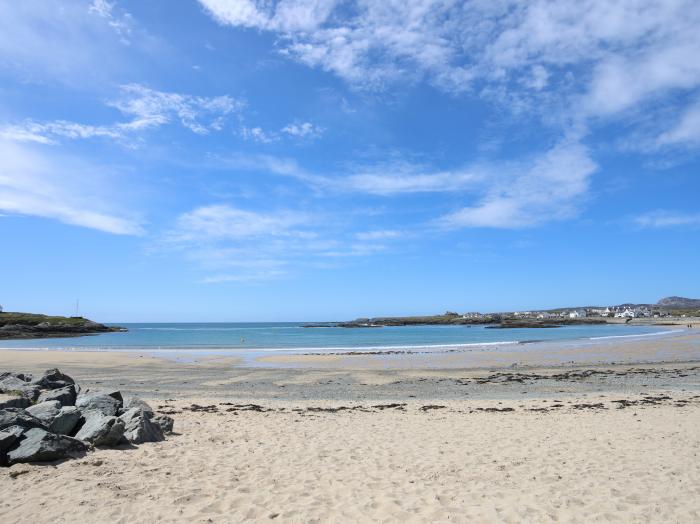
240,121,324,143
171,204,312,241
281,121,324,139
165,203,398,281
0,84,243,144
89,0,133,44
342,165,481,195
0,140,144,235
200,0,700,156
656,99,700,147
212,153,482,194
437,141,597,228
0,0,143,83
633,210,700,228
355,229,403,240
199,0,338,32
241,126,276,143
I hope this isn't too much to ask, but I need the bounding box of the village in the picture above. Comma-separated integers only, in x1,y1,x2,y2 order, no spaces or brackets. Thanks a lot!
462,305,667,321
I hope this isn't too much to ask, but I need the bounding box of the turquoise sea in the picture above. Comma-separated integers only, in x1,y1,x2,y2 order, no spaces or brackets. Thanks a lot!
0,323,678,354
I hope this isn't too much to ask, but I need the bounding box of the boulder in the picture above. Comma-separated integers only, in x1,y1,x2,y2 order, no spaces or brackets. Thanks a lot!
122,396,154,413
37,385,77,406
7,428,86,465
50,406,81,436
0,408,47,432
153,414,174,434
76,391,123,416
119,408,164,444
0,375,40,401
0,426,26,466
0,393,30,410
25,401,61,426
74,411,125,447
31,369,75,390
0,372,32,383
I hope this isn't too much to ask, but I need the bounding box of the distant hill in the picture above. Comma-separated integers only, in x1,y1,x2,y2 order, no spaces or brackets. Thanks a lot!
656,296,700,308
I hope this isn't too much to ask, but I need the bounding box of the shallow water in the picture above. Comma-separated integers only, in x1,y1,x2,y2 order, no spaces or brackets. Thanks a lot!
0,322,674,354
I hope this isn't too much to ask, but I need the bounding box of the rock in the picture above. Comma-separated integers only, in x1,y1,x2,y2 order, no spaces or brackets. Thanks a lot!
7,428,87,465
0,408,47,432
0,374,40,401
49,406,81,435
76,391,123,416
119,408,164,444
0,426,26,466
0,372,33,382
0,393,30,410
25,401,61,426
37,385,77,406
123,396,154,413
31,368,75,390
74,411,125,447
153,414,174,434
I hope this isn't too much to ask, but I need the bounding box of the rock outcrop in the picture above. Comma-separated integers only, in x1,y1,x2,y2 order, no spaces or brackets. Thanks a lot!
0,369,174,467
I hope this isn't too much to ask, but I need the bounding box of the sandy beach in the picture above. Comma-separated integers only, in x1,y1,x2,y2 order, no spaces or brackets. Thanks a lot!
2,332,700,523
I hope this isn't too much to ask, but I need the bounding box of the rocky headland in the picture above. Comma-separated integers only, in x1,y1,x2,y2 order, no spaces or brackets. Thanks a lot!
0,312,125,340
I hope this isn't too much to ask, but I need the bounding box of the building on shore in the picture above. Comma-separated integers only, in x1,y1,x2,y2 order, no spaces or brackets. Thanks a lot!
569,309,587,319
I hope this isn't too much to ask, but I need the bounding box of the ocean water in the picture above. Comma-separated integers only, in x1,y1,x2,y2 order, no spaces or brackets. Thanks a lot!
0,322,676,354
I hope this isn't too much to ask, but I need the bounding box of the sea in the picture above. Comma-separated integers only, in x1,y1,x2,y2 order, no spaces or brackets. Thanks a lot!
0,322,679,359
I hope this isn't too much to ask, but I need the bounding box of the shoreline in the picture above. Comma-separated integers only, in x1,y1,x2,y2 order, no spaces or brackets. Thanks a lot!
0,327,697,372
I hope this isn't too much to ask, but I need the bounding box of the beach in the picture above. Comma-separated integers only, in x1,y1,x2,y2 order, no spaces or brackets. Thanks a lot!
2,331,700,523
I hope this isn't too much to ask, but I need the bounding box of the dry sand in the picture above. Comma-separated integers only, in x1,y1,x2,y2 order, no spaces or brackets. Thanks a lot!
2,395,700,523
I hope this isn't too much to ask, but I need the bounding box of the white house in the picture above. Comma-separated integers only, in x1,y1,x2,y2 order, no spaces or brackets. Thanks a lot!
615,308,636,318
569,309,587,319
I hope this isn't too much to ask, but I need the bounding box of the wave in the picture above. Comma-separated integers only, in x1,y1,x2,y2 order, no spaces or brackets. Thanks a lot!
0,340,522,353
588,329,682,341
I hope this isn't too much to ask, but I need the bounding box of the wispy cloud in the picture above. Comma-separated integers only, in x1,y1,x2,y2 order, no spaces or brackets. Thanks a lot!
0,0,147,84
240,121,324,143
633,210,700,228
0,84,244,144
164,203,397,282
88,0,133,44
208,142,595,229
200,1,700,160
355,229,403,241
0,140,144,235
281,121,324,139
437,141,597,228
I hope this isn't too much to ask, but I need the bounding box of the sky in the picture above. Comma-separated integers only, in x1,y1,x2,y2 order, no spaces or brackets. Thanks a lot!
1,0,699,322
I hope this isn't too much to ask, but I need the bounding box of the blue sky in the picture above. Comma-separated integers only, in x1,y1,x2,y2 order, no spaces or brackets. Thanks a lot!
1,0,699,322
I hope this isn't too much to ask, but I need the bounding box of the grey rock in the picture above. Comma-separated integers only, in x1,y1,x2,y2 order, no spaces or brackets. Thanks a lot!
76,391,123,416
31,368,75,390
153,414,174,434
0,372,32,383
75,411,125,447
37,385,76,406
119,408,164,444
0,408,47,432
25,401,61,425
7,428,86,465
123,396,154,413
50,406,81,435
0,375,40,401
0,426,26,466
0,393,30,410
